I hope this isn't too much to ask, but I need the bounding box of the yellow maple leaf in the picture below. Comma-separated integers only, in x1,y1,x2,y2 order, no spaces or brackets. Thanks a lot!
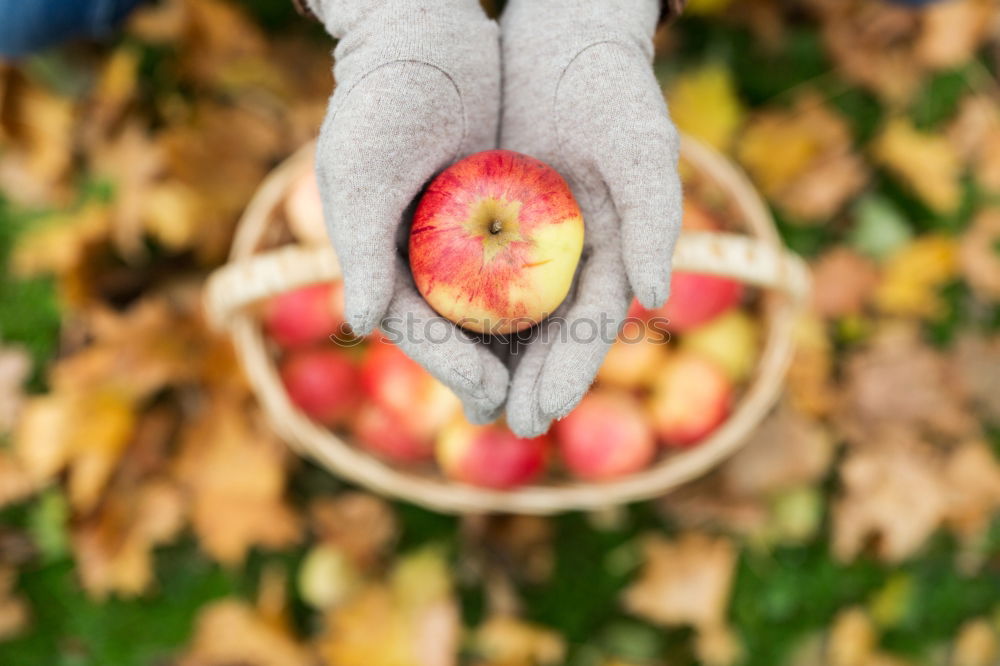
737,95,866,221
11,204,111,278
873,118,962,214
874,234,958,318
666,63,744,151
175,395,300,565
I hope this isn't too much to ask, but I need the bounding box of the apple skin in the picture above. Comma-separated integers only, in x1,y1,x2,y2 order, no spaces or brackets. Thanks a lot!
680,310,760,382
409,150,584,334
647,351,732,447
351,402,433,463
436,420,549,489
263,282,346,348
597,334,669,390
358,338,461,443
281,347,360,426
630,274,744,333
555,391,656,481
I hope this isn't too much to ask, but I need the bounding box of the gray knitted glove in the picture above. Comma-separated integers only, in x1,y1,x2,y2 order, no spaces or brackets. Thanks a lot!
500,0,683,436
310,0,508,423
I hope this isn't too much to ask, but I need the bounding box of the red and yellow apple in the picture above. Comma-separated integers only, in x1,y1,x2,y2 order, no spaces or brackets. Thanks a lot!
358,338,461,443
436,420,549,489
409,150,584,334
647,351,732,447
263,282,346,348
596,334,669,390
680,310,760,382
281,347,360,426
555,391,656,481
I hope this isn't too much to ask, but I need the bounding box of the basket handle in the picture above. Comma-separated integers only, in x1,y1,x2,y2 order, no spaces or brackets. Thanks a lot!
204,232,810,330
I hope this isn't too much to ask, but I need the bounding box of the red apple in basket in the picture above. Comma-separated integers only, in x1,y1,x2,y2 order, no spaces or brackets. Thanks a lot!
351,402,432,463
263,282,346,348
409,150,585,334
647,350,732,447
281,347,360,426
628,199,744,332
358,338,461,444
436,420,549,489
555,391,656,481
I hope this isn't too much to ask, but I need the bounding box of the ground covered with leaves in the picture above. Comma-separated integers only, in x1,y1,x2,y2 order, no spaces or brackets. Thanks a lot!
1,0,1000,665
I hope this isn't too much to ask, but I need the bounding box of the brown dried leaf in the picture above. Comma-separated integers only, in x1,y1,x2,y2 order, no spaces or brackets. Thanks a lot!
827,607,877,666
309,493,397,570
72,478,184,598
89,123,164,261
942,441,1000,542
914,0,997,69
472,615,566,666
13,389,136,513
952,618,999,666
695,623,743,666
958,210,1000,302
810,247,880,319
810,1,922,104
0,71,75,206
176,395,300,565
737,94,867,222
833,428,947,562
951,333,1000,422
180,599,313,666
721,402,834,498
316,548,460,666
659,479,770,537
838,323,973,443
622,533,736,628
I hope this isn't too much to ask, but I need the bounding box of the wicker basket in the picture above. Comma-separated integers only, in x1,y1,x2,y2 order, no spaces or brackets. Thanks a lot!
205,136,810,515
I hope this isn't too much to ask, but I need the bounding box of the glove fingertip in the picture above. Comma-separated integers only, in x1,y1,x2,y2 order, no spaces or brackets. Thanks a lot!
632,272,672,310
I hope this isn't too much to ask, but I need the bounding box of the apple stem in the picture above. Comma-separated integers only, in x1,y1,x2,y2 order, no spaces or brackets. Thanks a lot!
489,219,502,235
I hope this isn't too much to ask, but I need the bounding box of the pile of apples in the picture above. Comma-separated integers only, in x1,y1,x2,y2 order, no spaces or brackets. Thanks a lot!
265,168,759,490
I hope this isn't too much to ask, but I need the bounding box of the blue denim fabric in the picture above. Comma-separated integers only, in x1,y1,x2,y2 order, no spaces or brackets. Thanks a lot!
0,0,144,58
